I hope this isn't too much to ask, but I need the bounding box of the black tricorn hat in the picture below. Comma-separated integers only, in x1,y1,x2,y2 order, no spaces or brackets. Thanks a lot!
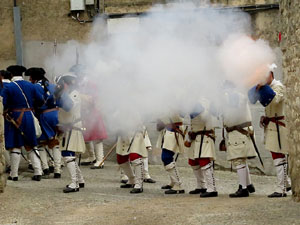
0,70,12,80
6,65,27,76
25,67,46,81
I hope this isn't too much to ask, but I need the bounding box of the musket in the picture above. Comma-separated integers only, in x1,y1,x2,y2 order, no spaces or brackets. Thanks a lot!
127,132,136,152
275,113,282,149
57,123,86,132
32,147,42,161
249,132,264,168
44,147,54,162
97,143,117,168
78,154,82,167
174,153,179,162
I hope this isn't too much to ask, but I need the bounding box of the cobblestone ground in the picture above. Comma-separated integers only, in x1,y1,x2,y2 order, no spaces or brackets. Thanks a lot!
0,161,300,225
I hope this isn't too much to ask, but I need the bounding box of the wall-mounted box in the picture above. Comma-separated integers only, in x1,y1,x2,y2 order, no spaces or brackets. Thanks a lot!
70,0,85,11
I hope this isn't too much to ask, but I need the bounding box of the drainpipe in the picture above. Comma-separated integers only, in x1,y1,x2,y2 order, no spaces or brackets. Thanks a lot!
13,0,23,66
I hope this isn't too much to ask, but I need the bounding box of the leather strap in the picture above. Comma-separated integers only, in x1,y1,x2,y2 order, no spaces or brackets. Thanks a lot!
189,130,215,142
262,116,285,127
11,108,32,127
225,121,252,134
43,107,58,114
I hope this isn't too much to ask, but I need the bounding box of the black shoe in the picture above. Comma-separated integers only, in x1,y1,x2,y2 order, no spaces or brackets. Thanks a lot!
239,184,255,193
120,184,135,188
247,184,255,193
63,187,79,193
268,192,287,198
5,166,11,174
229,188,249,198
161,185,173,189
189,188,207,194
286,187,292,192
43,169,50,176
200,191,218,198
144,178,156,183
54,173,61,179
32,175,42,181
165,189,185,194
130,188,143,194
81,160,96,166
121,179,128,184
90,165,104,169
49,166,54,173
28,164,34,171
65,183,84,188
8,176,18,181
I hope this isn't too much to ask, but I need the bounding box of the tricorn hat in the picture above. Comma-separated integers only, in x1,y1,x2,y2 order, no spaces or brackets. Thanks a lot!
6,65,26,76
55,73,77,85
25,67,46,81
0,70,12,80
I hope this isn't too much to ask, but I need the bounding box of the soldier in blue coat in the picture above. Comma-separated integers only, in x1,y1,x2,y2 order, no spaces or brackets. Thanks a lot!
25,67,61,179
2,65,44,181
0,70,12,173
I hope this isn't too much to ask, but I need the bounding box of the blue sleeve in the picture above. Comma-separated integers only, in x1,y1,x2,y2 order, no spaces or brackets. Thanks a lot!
56,92,74,112
46,84,57,107
32,84,45,107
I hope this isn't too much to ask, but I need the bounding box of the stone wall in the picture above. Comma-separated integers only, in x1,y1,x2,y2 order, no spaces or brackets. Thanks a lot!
0,97,6,193
280,0,300,202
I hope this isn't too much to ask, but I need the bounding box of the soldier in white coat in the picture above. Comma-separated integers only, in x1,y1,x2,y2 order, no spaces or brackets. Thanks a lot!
116,126,151,193
120,129,156,184
54,73,86,193
222,82,257,198
253,65,291,198
156,114,185,194
185,100,218,197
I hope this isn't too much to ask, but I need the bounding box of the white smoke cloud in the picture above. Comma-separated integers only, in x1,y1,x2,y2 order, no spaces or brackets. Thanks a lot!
44,2,275,134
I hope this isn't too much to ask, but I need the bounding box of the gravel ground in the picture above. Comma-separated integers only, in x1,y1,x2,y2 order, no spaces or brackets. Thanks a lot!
0,161,300,225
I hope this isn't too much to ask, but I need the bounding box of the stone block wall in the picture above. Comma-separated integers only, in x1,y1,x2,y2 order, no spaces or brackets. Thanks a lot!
280,0,300,202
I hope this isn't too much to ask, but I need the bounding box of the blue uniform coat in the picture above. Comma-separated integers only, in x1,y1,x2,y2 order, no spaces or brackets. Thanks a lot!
2,77,44,149
35,81,59,142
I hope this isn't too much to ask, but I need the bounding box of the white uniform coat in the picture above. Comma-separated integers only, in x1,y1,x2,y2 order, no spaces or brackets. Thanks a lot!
223,90,257,161
58,90,85,154
116,128,151,158
264,79,288,154
156,114,185,153
186,103,216,160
